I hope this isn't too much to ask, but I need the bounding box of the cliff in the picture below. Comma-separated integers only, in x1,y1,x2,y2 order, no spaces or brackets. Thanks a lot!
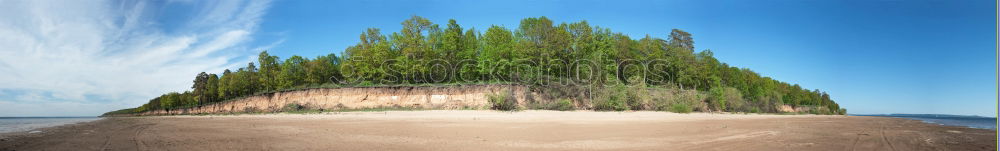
138,85,535,116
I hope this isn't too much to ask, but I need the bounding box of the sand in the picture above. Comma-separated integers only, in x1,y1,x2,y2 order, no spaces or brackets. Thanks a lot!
0,110,995,151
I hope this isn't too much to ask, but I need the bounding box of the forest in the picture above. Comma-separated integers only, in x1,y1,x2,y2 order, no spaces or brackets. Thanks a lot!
104,16,845,115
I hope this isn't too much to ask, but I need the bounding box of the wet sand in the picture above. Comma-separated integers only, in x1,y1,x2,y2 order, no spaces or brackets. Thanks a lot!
0,110,995,151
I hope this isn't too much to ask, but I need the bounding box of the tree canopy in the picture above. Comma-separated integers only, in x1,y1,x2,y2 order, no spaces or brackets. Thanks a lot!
112,16,845,115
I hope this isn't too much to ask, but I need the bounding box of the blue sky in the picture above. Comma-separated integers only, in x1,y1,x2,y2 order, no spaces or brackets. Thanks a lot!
0,0,996,117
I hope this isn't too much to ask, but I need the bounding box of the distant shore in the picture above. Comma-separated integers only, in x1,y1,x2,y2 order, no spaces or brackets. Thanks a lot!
2,110,996,150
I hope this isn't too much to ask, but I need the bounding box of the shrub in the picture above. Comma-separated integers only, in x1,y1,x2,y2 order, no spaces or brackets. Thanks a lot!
525,98,574,111
709,87,748,112
531,80,587,101
595,97,628,111
651,98,670,111
669,103,692,113
724,88,747,112
708,87,727,111
626,76,651,110
674,89,707,111
283,103,305,111
488,91,518,111
813,107,831,115
765,91,785,113
552,99,575,111
594,84,629,111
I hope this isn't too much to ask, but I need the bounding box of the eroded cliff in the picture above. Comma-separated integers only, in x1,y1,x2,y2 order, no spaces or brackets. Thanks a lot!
139,85,534,115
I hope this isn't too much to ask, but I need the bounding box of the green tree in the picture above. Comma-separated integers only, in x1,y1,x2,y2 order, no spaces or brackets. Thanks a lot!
305,54,340,85
395,15,435,83
442,19,463,62
514,17,573,83
258,51,281,91
479,25,516,81
191,72,210,105
158,93,176,109
205,73,219,103
439,19,465,82
343,28,392,84
278,55,307,89
456,28,479,82
668,29,694,51
218,69,233,100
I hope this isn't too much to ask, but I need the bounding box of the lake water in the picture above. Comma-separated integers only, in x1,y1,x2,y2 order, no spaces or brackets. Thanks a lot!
0,117,101,133
854,114,997,130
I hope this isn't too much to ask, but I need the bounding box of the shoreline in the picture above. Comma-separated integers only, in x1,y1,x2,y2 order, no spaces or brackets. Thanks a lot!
862,116,998,131
0,117,102,134
0,118,107,142
2,110,996,150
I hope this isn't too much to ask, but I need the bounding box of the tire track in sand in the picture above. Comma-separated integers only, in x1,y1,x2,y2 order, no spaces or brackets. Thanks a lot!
133,124,153,151
99,135,112,151
880,122,897,151
850,131,862,151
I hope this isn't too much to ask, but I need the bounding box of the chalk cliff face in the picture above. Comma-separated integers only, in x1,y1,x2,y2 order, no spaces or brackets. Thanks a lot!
139,85,533,115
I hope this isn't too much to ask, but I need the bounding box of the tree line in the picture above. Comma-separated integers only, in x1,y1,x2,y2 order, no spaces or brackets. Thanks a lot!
110,16,844,115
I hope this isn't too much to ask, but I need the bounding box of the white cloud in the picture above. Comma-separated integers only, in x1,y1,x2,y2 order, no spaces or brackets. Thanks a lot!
0,0,272,116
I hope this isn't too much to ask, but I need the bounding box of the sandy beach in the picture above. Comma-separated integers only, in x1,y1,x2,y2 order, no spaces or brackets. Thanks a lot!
0,110,995,151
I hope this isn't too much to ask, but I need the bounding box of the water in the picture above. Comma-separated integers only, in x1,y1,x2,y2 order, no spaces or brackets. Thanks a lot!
853,114,997,130
0,117,101,133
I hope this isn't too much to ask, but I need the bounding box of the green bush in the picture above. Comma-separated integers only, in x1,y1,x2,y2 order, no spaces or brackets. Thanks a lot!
651,98,671,111
552,99,575,111
525,98,575,111
594,84,629,111
669,103,692,113
813,107,831,115
625,76,651,110
709,87,727,111
674,89,707,112
595,98,628,111
488,91,518,111
724,87,747,112
709,87,749,112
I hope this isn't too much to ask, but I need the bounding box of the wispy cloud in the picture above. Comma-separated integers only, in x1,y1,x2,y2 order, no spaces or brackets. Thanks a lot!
0,0,272,116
